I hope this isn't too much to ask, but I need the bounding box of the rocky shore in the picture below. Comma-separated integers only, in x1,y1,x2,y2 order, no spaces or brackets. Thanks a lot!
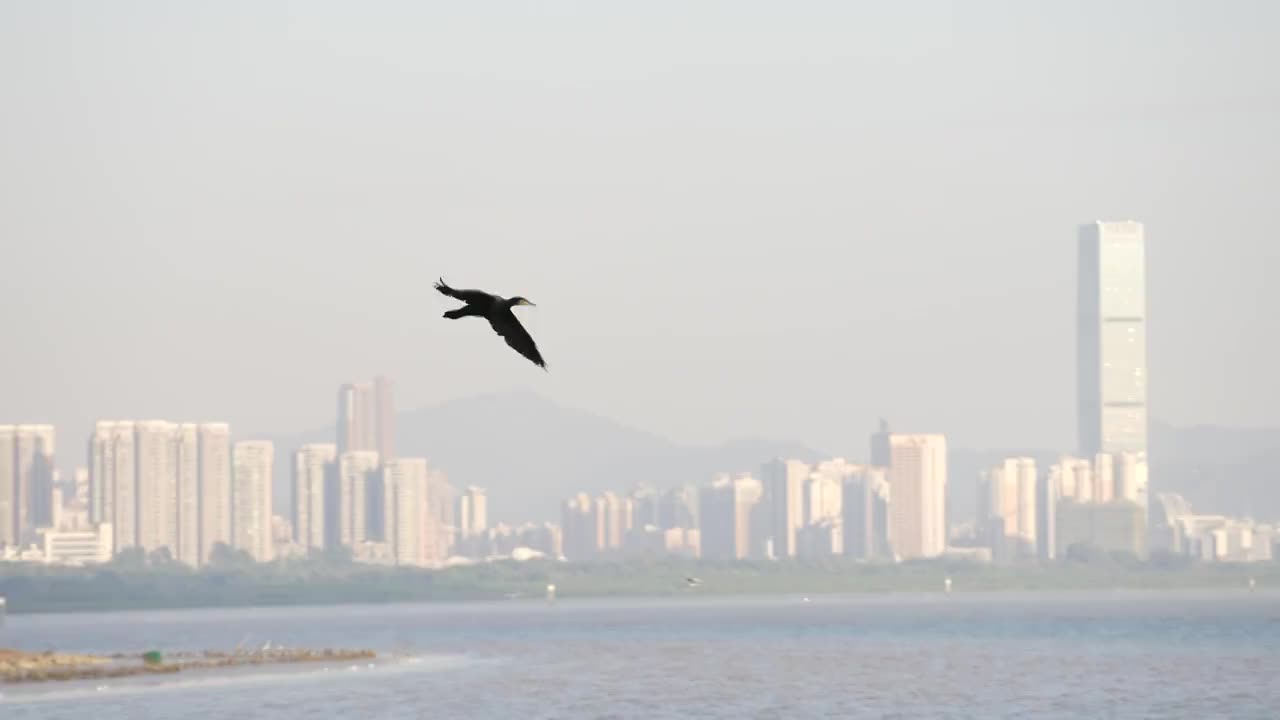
1,647,377,684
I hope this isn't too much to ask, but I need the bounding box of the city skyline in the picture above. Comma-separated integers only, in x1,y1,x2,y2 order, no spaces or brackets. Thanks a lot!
3,6,1278,716
2,212,1276,566
1,399,1272,568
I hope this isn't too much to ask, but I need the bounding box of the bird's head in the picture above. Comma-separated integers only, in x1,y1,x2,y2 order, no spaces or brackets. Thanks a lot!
507,296,536,308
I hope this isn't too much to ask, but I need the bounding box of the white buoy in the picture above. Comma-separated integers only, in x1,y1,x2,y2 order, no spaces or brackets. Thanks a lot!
944,577,952,594
546,583,556,601
1248,577,1256,592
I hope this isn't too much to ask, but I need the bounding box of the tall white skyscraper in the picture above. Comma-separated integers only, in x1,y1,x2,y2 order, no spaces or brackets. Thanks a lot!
174,423,200,566
977,457,1037,558
197,423,232,563
91,421,137,552
293,443,336,551
337,376,394,458
561,492,599,560
1093,452,1116,503
0,426,16,545
232,441,274,562
762,458,809,559
10,424,56,541
806,470,844,526
383,457,431,566
1078,221,1147,458
887,434,947,560
338,450,380,547
597,492,631,550
699,473,763,560
135,420,179,555
1054,455,1094,504
458,491,471,536
1115,450,1149,511
458,486,488,537
427,471,453,564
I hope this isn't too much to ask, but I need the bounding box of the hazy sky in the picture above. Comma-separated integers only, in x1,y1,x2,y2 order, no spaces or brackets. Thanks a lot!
2,1,1278,460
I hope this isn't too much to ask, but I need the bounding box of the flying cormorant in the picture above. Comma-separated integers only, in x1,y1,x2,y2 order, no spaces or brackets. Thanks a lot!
434,278,547,369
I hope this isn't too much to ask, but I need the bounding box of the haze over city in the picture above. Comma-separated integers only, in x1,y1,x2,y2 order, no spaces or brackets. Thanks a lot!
4,5,1280,716
2,2,1278,458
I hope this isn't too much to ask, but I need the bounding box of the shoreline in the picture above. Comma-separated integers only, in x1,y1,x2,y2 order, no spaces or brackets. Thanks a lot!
2,581,1273,618
1,648,377,685
3,557,1275,615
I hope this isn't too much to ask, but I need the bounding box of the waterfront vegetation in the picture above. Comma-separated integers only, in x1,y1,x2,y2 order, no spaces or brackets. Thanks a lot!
1,546,1276,614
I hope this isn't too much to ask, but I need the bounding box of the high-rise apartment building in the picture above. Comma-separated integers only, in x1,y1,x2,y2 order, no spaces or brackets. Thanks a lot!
977,457,1037,559
174,423,200,565
1051,451,1150,559
90,421,136,552
1115,451,1149,509
293,443,337,551
887,434,947,559
806,470,843,527
842,466,890,560
1053,455,1094,504
338,450,380,547
85,420,229,562
383,457,431,567
699,473,763,560
337,376,394,457
1093,452,1116,503
426,470,453,562
1,424,56,543
0,426,16,545
560,492,598,560
458,486,488,537
598,492,632,550
762,458,809,559
135,420,179,555
197,423,232,564
1078,221,1147,458
232,441,274,562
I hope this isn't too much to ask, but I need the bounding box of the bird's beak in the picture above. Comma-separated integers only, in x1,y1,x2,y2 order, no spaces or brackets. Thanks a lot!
520,299,536,307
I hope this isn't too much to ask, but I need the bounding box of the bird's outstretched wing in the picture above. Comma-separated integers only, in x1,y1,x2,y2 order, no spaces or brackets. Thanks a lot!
492,311,547,370
434,278,493,306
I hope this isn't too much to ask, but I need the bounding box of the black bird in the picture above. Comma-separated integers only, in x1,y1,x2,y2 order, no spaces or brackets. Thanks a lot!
434,278,547,369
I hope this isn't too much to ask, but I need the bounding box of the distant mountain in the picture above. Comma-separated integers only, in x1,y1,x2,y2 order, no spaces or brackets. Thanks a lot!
267,395,1280,525
1150,421,1280,519
267,391,825,523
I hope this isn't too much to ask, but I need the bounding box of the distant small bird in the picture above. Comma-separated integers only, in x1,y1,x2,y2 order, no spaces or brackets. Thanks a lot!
685,576,702,588
434,278,547,369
